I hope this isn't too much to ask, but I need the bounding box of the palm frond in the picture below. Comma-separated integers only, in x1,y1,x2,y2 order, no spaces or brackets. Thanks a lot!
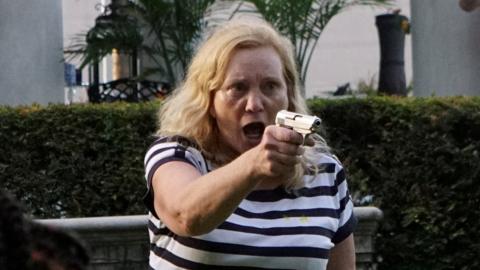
243,0,392,90
66,0,215,85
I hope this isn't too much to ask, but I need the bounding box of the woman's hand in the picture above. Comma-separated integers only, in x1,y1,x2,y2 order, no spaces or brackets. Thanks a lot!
245,125,312,182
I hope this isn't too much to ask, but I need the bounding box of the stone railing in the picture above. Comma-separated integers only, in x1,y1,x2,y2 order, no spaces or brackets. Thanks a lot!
353,206,384,270
38,206,383,270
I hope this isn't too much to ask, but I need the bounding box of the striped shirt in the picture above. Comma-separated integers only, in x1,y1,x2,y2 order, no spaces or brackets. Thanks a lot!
143,136,357,270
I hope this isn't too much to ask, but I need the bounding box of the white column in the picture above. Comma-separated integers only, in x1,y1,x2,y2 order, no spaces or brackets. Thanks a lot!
411,0,480,96
0,0,64,105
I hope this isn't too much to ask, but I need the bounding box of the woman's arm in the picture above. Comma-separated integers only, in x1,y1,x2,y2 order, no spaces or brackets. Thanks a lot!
327,234,356,270
152,154,258,236
151,126,305,236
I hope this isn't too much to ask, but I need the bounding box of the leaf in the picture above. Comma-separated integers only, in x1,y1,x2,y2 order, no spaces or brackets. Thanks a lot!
243,0,392,87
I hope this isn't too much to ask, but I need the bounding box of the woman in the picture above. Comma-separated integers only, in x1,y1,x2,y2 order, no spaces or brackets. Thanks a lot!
144,19,356,270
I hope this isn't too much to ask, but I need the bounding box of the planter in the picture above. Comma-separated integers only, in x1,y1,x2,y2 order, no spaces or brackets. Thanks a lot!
376,14,409,96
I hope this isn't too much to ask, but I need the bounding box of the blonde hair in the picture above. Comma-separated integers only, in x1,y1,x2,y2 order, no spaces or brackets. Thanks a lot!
158,19,330,190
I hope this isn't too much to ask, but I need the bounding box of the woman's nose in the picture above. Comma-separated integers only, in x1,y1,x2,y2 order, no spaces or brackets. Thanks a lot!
245,90,264,112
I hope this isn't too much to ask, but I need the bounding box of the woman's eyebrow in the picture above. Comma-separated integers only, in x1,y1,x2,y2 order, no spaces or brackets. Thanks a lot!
224,77,248,85
225,74,247,81
261,76,283,82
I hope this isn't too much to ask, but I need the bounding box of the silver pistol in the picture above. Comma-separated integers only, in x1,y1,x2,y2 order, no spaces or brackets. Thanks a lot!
275,110,322,143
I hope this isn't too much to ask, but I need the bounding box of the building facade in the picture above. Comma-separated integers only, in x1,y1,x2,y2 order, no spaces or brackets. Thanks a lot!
2,0,479,106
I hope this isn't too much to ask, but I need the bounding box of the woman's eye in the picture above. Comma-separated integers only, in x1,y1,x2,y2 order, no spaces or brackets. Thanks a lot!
263,81,278,93
227,83,247,96
232,83,245,91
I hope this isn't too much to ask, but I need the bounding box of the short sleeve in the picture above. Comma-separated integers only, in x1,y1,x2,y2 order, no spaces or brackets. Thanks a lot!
142,136,206,217
331,159,357,244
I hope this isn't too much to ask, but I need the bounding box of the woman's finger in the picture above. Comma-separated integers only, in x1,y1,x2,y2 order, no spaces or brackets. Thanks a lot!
266,125,304,145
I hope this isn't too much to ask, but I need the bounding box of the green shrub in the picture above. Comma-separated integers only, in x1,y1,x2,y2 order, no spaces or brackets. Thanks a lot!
1,96,479,270
309,96,480,270
0,102,158,218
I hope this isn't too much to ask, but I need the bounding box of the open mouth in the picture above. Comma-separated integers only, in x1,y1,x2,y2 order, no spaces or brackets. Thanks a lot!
242,122,265,140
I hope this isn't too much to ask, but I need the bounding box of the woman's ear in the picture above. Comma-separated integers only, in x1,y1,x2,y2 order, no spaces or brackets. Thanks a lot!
209,92,216,118
209,105,216,118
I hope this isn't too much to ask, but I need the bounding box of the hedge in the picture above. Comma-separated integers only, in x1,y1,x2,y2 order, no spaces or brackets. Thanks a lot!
309,97,480,270
1,97,479,270
0,102,158,218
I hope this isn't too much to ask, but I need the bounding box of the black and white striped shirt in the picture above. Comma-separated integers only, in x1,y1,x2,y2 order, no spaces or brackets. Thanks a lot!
144,136,357,270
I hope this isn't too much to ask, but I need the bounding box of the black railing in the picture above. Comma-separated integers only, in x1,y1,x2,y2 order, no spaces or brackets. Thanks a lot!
88,79,171,103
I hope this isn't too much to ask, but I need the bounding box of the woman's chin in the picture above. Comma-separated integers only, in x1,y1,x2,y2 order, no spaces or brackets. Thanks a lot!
244,136,262,148
223,135,262,154
232,139,261,154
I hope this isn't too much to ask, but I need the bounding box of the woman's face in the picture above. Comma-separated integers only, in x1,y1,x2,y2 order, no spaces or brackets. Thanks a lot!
210,46,289,155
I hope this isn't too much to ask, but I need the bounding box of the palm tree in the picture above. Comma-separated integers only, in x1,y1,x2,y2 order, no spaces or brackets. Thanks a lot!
66,0,214,85
244,0,392,95
128,0,215,83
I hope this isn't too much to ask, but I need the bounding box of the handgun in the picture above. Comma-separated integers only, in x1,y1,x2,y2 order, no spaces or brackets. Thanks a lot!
275,110,322,143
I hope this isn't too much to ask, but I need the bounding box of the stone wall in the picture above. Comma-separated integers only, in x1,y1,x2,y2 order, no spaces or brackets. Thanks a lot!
39,206,383,269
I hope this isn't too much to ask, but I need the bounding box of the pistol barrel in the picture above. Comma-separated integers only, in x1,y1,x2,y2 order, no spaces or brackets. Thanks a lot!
275,110,321,134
